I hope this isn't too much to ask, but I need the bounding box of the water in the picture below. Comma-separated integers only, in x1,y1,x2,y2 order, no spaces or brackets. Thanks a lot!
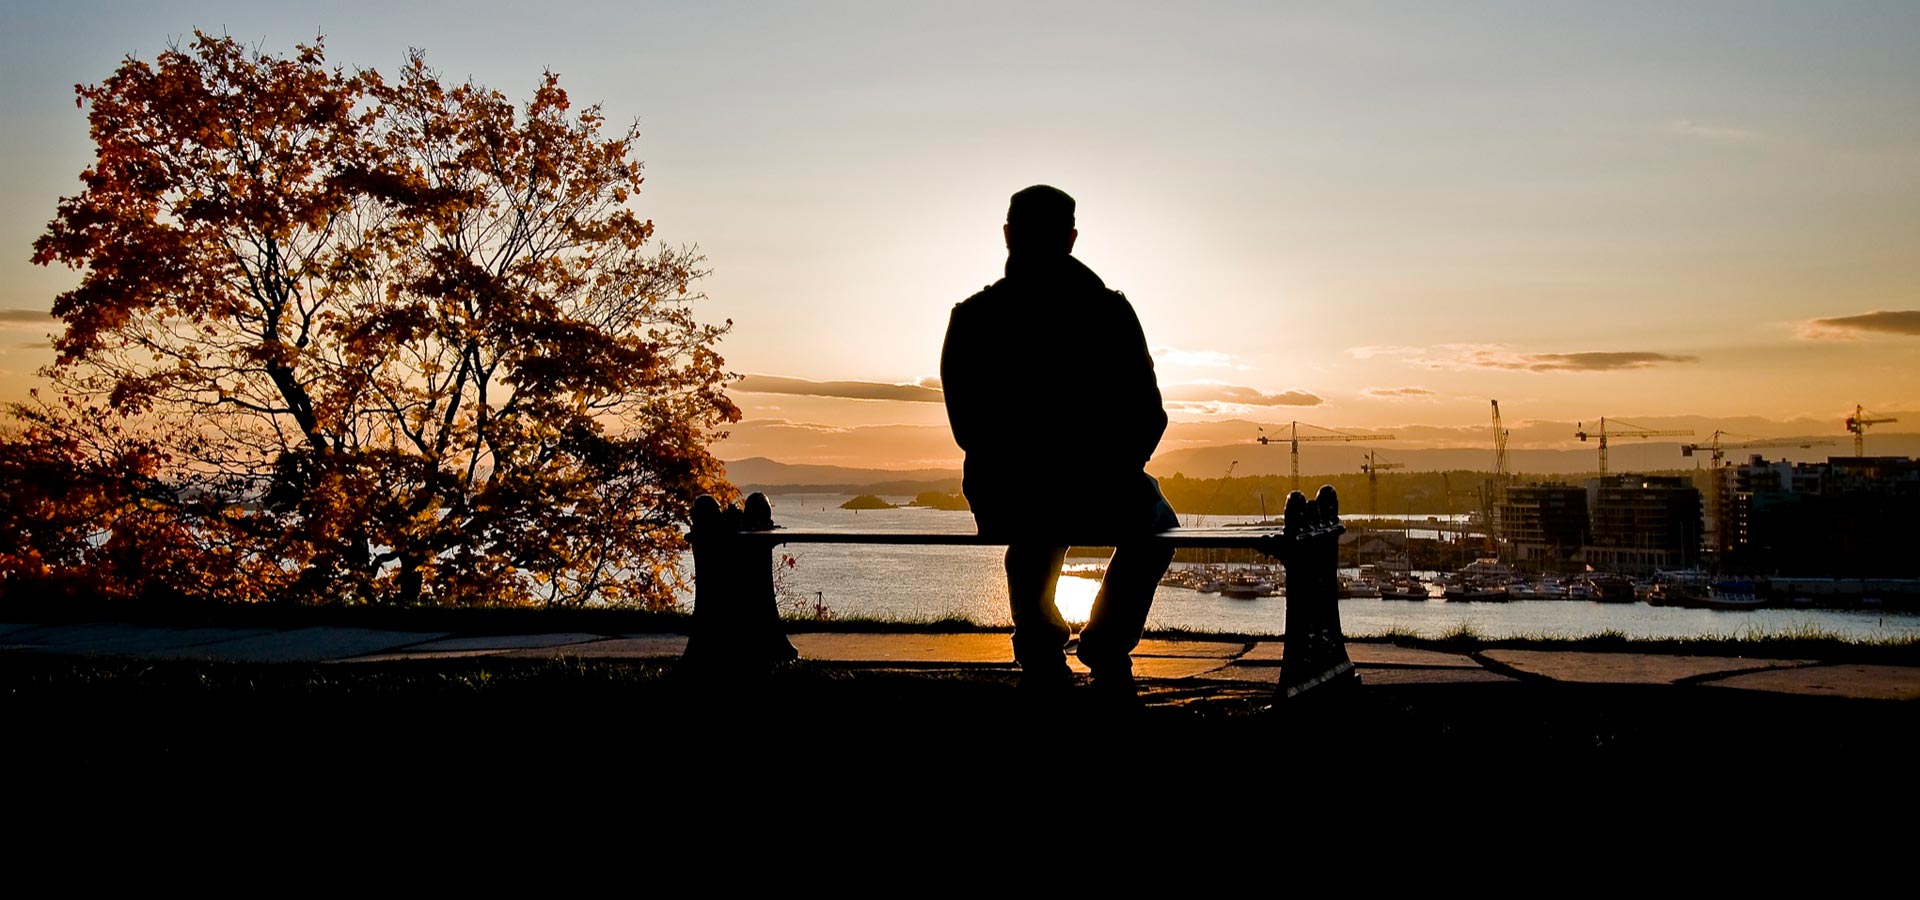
704,493,1920,642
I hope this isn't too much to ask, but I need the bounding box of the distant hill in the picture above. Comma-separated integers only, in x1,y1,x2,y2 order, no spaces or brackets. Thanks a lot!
728,433,1920,490
723,457,962,494
1145,434,1920,479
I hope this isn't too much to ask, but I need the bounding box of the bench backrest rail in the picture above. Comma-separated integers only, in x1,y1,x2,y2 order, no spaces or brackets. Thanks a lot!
705,527,1294,550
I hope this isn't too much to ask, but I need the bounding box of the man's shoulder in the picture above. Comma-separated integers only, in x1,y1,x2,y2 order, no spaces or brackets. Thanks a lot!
952,278,1010,314
962,278,1009,301
1078,284,1139,322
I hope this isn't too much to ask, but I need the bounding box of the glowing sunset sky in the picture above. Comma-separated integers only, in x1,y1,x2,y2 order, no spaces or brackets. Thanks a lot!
2,2,1915,469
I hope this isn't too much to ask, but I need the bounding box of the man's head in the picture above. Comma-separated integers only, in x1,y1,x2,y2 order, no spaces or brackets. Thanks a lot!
1004,184,1077,257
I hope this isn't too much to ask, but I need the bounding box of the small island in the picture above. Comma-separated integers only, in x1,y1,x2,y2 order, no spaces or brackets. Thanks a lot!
840,494,898,510
906,491,970,511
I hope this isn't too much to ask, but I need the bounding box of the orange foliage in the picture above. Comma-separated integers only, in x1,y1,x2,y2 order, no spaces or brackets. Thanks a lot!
18,34,740,608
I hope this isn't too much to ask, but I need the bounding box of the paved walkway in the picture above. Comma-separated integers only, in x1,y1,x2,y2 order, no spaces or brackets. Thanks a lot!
3,621,1917,701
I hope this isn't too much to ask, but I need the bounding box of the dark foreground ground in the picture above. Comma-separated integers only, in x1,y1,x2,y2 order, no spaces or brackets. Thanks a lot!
8,651,1917,786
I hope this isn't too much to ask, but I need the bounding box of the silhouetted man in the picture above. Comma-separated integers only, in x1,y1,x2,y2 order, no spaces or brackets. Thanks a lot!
941,185,1178,697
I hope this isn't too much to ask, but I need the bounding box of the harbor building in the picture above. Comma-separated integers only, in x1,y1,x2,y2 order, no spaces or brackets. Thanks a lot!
1499,484,1587,568
1726,456,1920,576
1581,475,1703,575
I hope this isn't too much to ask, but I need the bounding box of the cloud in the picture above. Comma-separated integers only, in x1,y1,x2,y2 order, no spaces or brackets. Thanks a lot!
730,419,850,434
1164,402,1240,416
1664,119,1762,142
1163,383,1323,407
16,341,50,351
733,374,944,403
1801,310,1920,339
0,308,53,325
1357,343,1698,372
1347,345,1422,360
1471,351,1700,372
1363,387,1437,399
1443,345,1697,370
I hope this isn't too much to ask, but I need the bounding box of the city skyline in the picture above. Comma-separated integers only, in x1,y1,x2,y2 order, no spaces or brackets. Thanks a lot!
2,2,1916,469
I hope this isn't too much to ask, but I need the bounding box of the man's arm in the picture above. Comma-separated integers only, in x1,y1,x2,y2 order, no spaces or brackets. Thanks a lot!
1115,294,1168,464
940,304,981,454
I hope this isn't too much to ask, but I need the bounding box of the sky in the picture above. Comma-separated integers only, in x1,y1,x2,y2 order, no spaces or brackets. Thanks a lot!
2,1,1916,471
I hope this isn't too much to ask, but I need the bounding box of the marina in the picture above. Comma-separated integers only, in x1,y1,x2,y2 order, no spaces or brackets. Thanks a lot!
727,494,1920,642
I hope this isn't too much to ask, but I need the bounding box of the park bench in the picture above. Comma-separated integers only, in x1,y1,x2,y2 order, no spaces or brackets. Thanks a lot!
682,487,1357,701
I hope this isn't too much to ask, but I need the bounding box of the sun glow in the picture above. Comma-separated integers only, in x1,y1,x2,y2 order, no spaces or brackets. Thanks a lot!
1055,566,1102,625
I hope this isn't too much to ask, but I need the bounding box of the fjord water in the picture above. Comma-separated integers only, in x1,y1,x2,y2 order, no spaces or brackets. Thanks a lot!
727,493,1920,642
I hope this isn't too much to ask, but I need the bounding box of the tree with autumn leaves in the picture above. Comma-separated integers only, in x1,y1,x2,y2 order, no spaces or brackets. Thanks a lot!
7,33,740,607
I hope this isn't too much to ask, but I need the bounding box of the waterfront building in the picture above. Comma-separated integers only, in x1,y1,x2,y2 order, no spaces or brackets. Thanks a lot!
1727,456,1920,576
1499,484,1588,569
1581,475,1703,575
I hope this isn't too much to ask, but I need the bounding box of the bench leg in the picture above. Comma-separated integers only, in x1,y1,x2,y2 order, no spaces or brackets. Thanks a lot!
682,493,799,670
1278,486,1358,700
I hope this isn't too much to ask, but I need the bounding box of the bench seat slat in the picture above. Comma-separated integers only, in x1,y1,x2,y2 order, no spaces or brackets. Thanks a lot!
720,526,1291,549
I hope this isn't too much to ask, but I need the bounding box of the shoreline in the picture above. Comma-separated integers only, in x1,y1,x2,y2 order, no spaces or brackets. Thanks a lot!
6,603,1920,660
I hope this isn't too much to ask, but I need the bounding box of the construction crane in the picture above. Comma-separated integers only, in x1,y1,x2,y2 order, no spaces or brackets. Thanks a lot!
1574,417,1693,478
1845,405,1897,457
1681,431,1833,560
1490,400,1512,544
1194,459,1238,526
1359,450,1404,516
1681,430,1833,467
1257,421,1394,492
1491,400,1510,489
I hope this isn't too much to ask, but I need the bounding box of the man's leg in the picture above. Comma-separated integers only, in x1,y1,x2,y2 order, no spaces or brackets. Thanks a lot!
1075,541,1175,679
1005,543,1072,687
1076,494,1179,681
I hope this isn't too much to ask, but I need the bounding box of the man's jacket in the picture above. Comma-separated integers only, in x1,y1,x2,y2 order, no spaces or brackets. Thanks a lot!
940,253,1168,540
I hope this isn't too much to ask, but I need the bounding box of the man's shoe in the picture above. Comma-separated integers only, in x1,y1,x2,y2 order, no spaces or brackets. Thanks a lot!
1088,669,1143,710
1018,661,1074,693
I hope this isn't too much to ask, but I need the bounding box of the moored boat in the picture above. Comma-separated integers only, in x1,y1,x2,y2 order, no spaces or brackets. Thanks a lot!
1508,580,1569,601
1380,577,1428,601
1443,578,1510,602
1340,575,1383,598
1647,570,1710,608
1702,579,1765,610
1221,574,1277,599
1586,573,1636,603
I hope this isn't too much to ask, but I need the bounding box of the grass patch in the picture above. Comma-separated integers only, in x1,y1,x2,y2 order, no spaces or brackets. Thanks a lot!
0,594,697,636
1142,625,1280,643
1367,627,1920,664
781,614,995,634
1363,624,1427,644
